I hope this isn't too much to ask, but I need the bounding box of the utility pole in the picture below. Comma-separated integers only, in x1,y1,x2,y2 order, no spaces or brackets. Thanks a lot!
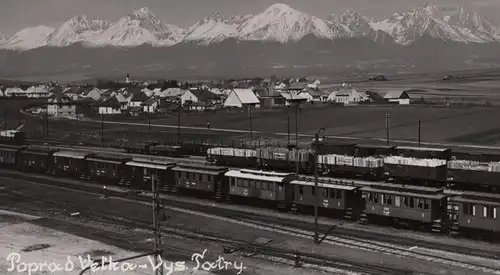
177,101,181,145
3,112,6,131
248,105,253,141
287,111,290,146
45,112,49,138
17,101,20,126
418,120,421,147
152,172,164,275
295,103,300,175
313,128,324,244
148,114,151,132
385,114,390,145
101,113,104,142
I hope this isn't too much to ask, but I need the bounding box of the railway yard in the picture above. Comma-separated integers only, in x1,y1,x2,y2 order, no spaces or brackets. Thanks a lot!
3,71,500,274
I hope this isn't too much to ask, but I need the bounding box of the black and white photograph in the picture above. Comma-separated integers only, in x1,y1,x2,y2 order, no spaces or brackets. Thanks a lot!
1,0,500,274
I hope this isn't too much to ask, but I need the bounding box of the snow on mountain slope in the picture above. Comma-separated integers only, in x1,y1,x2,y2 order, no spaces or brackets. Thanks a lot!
237,3,336,43
94,7,186,47
0,26,55,50
183,13,240,44
0,34,5,43
46,15,111,46
370,3,500,45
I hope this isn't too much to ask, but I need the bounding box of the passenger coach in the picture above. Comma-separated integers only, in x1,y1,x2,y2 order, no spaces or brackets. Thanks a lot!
172,163,229,199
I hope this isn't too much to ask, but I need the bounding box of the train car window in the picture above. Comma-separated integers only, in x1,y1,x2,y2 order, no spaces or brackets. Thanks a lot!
483,206,488,218
494,207,497,219
269,182,275,190
395,196,401,207
299,186,304,195
387,195,393,205
230,178,235,187
244,180,249,188
463,203,470,215
374,193,379,204
381,194,386,205
418,199,423,209
323,188,328,198
311,186,315,195
262,182,268,190
336,190,342,199
330,189,335,199
367,192,373,203
409,198,415,208
472,205,476,216
424,200,430,210
208,175,213,182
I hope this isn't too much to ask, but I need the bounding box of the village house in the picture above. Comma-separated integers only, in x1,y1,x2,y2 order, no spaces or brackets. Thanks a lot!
162,88,186,100
223,89,260,108
300,88,329,103
98,97,122,115
115,93,130,111
25,86,51,98
180,89,198,105
47,94,76,117
128,92,150,108
4,87,27,98
280,91,308,106
384,90,411,105
83,88,103,101
331,87,367,104
255,87,286,108
142,96,161,114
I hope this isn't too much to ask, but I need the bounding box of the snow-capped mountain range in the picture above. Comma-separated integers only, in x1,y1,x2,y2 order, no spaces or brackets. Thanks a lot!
1,3,499,51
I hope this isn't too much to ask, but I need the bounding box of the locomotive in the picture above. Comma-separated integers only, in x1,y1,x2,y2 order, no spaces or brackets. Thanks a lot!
0,142,498,240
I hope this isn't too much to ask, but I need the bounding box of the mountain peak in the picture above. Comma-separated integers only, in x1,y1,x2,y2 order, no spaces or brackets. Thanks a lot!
129,7,155,19
265,3,297,14
206,12,226,22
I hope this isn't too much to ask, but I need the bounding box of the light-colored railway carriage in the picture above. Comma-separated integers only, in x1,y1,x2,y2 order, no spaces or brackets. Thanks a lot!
225,169,296,208
361,182,447,232
449,192,500,235
172,164,228,198
124,158,175,190
52,151,92,179
290,177,362,220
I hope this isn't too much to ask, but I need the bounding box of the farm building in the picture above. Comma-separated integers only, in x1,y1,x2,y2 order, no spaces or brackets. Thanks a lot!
300,89,329,102
280,91,308,106
115,94,130,110
384,90,411,105
162,88,186,99
83,88,103,101
47,94,76,117
128,92,149,107
142,96,161,113
25,86,51,98
4,87,26,98
223,89,260,108
99,97,122,115
330,87,368,104
180,90,198,105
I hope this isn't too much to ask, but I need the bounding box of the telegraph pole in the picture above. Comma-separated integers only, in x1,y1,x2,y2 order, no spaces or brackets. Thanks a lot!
152,172,164,275
3,112,6,131
17,101,20,126
287,111,290,146
148,114,151,132
45,112,49,138
177,101,181,145
295,103,300,175
101,113,104,142
418,120,421,147
313,128,324,244
248,105,253,141
385,114,390,145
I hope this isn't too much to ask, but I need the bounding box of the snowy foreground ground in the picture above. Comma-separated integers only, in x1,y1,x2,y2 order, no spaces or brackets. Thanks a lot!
0,211,211,275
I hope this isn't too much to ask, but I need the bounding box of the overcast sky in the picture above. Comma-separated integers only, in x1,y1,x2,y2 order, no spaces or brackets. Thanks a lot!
0,0,498,36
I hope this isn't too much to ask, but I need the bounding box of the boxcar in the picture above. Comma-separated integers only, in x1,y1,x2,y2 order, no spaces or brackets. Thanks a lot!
172,164,229,199
225,169,296,209
384,162,448,182
52,151,93,179
257,148,312,173
124,158,176,190
314,141,356,156
361,183,447,232
290,177,362,220
450,192,500,234
0,145,25,168
18,146,57,173
87,153,131,183
207,148,257,168
150,145,186,158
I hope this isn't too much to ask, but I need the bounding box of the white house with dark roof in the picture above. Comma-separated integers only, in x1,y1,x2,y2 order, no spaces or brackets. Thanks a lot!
142,96,161,113
384,90,411,105
223,89,260,108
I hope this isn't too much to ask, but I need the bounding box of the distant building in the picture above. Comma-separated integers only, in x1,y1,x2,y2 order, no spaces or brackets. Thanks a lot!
128,92,149,108
333,87,366,104
223,89,260,108
300,89,329,102
384,90,411,105
142,96,161,113
47,94,75,117
98,97,122,115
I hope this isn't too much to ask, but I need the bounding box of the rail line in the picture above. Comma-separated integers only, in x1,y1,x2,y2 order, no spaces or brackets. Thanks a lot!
2,188,411,275
2,174,499,274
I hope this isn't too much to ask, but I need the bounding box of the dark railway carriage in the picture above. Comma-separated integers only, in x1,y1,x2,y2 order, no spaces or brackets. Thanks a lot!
206,148,257,167
225,169,296,209
354,144,395,157
150,145,186,158
18,146,57,173
0,145,25,168
361,183,447,232
394,146,451,160
172,164,229,199
257,148,312,173
52,151,93,179
313,141,356,156
86,153,131,183
124,158,175,190
289,178,362,220
449,192,500,236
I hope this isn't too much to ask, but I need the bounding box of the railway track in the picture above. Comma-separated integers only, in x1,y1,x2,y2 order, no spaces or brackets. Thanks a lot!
1,171,499,274
1,188,411,275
